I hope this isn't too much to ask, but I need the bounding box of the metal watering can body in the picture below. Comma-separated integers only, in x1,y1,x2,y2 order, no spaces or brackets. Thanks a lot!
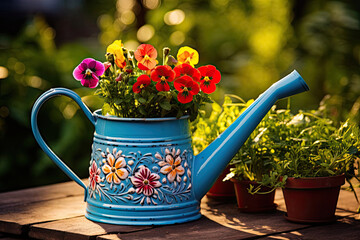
31,70,309,225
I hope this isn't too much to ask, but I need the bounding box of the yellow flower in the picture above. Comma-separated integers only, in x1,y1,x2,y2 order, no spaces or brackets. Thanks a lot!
107,40,126,68
177,46,199,66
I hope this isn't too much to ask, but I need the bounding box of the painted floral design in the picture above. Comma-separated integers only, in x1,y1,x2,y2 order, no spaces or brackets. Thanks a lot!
131,166,161,196
89,161,101,191
157,148,185,183
102,151,129,184
91,147,192,205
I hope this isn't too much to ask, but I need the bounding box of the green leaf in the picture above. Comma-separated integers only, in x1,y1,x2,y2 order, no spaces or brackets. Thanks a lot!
138,97,146,104
160,101,171,111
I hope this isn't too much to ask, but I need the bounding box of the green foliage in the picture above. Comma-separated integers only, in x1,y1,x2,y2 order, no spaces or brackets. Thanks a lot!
276,111,360,179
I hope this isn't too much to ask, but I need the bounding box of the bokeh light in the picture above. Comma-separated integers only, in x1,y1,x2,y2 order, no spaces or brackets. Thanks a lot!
137,24,155,42
142,0,160,10
116,0,135,13
170,31,185,46
120,10,135,25
124,40,140,50
164,9,185,25
0,66,9,79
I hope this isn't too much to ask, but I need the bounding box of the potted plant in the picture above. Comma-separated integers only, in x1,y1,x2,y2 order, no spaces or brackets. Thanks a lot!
268,101,360,223
192,95,251,198
224,103,288,212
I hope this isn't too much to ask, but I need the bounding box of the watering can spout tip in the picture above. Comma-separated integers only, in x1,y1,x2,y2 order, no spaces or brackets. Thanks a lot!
292,70,309,91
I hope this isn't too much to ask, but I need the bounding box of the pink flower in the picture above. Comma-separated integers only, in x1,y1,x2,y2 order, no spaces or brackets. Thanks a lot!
130,166,161,196
73,58,105,88
89,161,101,191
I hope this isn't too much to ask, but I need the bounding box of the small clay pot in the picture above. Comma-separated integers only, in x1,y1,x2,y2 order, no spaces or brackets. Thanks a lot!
206,165,236,199
231,179,276,212
282,175,345,223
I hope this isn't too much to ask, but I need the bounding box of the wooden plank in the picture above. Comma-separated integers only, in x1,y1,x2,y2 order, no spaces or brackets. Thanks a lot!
100,196,308,240
97,234,122,240
201,196,309,237
0,195,85,235
29,216,152,240
0,180,87,208
337,189,360,213
110,216,256,240
258,217,360,240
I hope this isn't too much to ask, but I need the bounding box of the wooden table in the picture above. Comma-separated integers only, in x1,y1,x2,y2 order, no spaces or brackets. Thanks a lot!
0,180,360,240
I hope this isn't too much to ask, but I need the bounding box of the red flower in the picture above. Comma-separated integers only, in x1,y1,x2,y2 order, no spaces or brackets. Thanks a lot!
198,65,221,94
132,75,151,93
89,161,101,191
134,44,157,70
150,65,175,91
174,75,200,103
173,63,201,82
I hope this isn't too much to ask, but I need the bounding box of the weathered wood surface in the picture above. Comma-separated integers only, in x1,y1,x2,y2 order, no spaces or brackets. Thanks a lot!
0,181,359,240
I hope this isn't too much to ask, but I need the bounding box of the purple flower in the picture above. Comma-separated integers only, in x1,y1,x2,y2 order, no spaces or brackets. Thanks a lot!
73,58,105,88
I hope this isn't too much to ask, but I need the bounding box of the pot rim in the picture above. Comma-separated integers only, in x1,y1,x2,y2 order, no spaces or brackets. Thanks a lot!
93,109,189,122
284,174,345,189
230,178,261,185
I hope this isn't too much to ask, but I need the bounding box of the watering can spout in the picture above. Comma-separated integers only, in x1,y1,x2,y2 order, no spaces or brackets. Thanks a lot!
193,70,309,200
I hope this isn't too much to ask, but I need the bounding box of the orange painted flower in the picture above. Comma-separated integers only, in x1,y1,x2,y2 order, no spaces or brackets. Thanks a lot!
135,44,157,70
177,46,199,66
102,153,129,184
150,65,175,92
132,75,151,93
157,148,185,183
107,40,126,68
174,75,200,104
198,65,221,94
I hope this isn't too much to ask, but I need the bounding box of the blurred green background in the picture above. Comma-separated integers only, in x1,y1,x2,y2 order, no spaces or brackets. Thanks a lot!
1,0,360,192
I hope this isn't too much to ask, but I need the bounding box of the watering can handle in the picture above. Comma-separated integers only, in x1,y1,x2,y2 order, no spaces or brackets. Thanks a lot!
31,88,95,201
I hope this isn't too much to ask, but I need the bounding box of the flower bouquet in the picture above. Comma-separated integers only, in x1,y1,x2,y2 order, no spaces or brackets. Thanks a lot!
73,40,221,121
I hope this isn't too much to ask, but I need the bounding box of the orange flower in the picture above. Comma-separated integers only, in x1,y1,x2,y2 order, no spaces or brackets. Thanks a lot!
134,44,157,70
102,153,129,184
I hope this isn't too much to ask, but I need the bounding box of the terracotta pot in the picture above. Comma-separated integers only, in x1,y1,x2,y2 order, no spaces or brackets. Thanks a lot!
206,165,236,199
282,175,345,223
231,179,276,212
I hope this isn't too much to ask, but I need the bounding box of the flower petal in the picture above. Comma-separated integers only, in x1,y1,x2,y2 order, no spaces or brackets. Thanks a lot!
102,165,111,174
160,165,172,174
165,154,174,165
107,154,115,167
116,168,129,180
113,173,121,184
176,166,185,176
174,156,182,166
115,157,126,169
167,170,176,182
106,173,114,183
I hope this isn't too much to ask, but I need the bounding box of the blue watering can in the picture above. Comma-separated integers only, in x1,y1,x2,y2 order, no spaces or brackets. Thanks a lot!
31,70,309,225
